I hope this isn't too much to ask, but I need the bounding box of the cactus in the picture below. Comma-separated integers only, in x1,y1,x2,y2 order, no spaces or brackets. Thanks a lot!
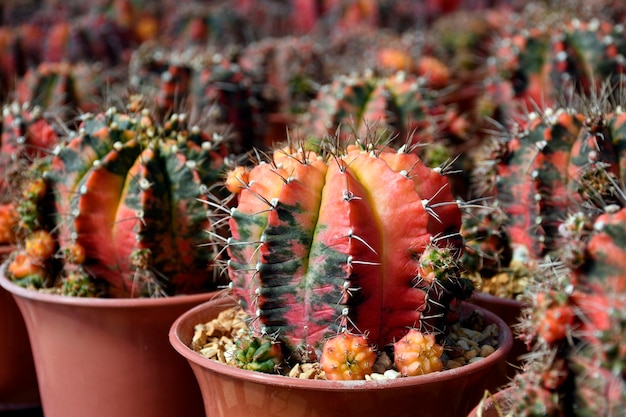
129,46,274,152
225,136,471,369
5,99,230,298
466,101,626,297
0,102,59,196
15,61,113,121
320,332,377,380
393,329,444,376
298,70,437,148
233,335,284,373
498,204,626,416
488,18,626,116
0,103,57,244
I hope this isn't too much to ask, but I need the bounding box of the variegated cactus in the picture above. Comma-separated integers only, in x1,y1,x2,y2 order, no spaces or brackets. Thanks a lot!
225,137,471,368
488,18,626,116
5,99,230,297
467,102,626,297
298,70,437,147
495,203,626,416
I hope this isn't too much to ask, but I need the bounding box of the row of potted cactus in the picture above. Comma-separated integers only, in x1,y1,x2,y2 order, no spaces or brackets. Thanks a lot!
2,0,626,416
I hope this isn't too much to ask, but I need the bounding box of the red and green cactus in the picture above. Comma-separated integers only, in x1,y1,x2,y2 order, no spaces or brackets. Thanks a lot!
129,46,273,152
225,137,471,367
298,71,436,147
15,61,113,121
499,203,626,416
468,103,626,291
5,99,230,297
0,102,59,196
488,18,626,116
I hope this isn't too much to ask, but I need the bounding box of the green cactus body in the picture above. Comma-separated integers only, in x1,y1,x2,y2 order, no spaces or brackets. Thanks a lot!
48,106,226,297
227,142,467,361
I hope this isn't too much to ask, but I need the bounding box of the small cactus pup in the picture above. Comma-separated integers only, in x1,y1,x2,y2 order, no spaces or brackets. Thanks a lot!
393,329,444,377
500,203,626,416
225,135,473,379
5,98,231,298
320,332,377,380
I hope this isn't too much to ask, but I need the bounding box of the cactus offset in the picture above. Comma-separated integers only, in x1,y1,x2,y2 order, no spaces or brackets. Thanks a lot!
226,137,470,366
233,335,284,373
320,333,377,380
393,329,444,376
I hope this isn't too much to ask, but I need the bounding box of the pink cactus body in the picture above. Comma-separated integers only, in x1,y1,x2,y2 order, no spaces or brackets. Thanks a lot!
227,141,468,361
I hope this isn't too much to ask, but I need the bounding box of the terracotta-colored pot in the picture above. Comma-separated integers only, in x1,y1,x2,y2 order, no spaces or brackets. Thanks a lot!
0,285,40,411
0,245,40,411
169,295,514,417
469,292,528,387
469,292,524,327
0,263,220,417
466,386,512,417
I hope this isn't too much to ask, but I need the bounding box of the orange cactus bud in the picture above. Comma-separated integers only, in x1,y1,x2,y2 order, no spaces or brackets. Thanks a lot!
8,251,46,279
25,230,56,260
321,333,376,380
393,329,444,376
225,166,250,195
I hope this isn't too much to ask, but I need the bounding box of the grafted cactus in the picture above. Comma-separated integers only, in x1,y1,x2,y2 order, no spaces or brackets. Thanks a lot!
226,138,470,364
298,71,438,148
5,99,230,297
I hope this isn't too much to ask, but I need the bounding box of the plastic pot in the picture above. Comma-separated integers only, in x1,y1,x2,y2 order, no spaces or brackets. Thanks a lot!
0,262,220,417
170,294,514,417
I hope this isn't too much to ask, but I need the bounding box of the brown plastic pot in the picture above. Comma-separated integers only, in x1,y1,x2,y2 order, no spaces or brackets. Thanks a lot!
0,263,220,417
170,295,514,417
0,245,40,411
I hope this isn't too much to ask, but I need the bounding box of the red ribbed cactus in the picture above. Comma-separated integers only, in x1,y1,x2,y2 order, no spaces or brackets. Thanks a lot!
5,99,230,297
226,138,470,367
500,203,626,416
467,103,626,294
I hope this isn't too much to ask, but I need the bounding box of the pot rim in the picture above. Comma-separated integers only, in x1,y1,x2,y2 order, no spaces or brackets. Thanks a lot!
0,260,223,308
470,291,525,308
169,293,514,392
